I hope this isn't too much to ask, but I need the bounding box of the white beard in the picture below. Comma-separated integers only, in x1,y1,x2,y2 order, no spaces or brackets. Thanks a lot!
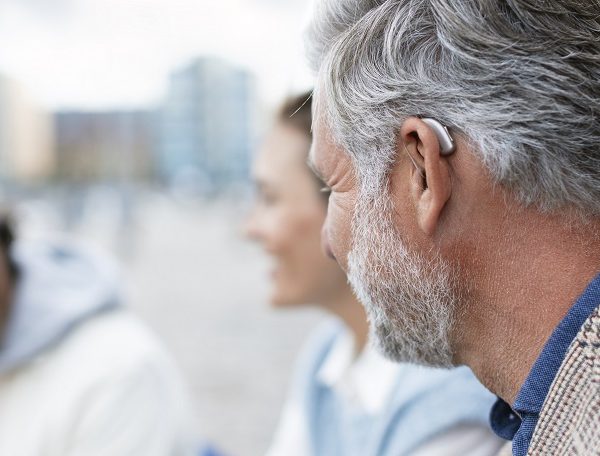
347,191,457,368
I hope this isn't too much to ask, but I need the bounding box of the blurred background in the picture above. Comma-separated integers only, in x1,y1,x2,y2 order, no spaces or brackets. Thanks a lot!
0,0,322,454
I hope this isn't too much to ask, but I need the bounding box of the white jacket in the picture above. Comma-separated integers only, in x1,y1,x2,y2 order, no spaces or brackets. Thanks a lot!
0,240,199,456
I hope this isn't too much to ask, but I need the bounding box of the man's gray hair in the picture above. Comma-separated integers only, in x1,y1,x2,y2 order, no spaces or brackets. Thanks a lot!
306,0,600,214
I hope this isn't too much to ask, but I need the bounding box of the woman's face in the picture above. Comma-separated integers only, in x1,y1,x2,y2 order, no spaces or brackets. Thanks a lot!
246,122,348,308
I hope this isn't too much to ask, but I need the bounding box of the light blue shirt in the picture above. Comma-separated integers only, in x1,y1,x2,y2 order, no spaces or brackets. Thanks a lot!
272,319,501,456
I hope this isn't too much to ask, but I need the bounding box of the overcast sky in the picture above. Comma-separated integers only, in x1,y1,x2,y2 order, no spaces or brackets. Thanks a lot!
0,0,314,110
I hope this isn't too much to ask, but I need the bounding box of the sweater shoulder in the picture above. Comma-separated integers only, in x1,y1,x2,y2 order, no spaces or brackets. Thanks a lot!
19,309,181,388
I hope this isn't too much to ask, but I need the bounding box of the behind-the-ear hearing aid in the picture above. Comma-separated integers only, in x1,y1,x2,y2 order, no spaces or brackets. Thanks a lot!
421,118,456,156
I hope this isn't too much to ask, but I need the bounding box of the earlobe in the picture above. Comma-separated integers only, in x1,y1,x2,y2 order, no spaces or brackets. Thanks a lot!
399,117,453,236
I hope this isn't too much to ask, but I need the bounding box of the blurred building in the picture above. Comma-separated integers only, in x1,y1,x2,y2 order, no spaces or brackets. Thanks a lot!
0,76,55,185
158,57,255,195
54,111,156,183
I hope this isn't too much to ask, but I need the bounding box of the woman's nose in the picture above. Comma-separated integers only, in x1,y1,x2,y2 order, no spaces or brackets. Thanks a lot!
243,209,262,242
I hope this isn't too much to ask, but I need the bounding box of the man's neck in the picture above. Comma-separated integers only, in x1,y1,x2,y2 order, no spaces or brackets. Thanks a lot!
453,210,600,404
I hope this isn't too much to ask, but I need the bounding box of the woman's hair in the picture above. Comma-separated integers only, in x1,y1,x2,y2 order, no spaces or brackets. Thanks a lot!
277,91,313,139
275,92,327,198
0,214,18,280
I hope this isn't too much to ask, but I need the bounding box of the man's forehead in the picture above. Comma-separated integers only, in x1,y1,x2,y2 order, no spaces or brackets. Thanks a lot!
308,114,330,173
307,137,326,183
309,122,354,187
309,89,327,163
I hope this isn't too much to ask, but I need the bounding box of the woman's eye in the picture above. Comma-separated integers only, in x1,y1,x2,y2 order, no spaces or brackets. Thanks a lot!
259,191,278,206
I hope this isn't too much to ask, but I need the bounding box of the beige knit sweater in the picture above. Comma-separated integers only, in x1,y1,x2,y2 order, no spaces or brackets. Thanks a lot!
497,305,599,455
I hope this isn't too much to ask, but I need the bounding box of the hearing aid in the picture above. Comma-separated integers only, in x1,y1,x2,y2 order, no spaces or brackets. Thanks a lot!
421,118,456,156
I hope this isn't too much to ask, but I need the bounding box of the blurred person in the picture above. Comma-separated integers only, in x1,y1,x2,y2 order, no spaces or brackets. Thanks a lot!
245,93,504,456
305,1,600,455
0,216,200,456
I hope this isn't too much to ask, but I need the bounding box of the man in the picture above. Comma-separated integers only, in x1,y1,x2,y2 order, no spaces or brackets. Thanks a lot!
305,1,600,455
0,217,200,455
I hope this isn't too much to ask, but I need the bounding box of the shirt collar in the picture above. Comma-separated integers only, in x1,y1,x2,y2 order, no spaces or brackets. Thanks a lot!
514,272,600,414
316,330,401,415
490,272,600,444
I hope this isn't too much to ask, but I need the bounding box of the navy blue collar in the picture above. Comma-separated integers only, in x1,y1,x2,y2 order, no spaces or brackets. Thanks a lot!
490,272,600,454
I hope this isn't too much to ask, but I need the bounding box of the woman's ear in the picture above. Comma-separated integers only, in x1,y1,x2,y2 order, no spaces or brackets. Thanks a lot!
398,117,453,236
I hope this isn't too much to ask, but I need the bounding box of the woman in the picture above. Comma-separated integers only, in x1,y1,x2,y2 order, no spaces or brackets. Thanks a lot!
245,93,504,456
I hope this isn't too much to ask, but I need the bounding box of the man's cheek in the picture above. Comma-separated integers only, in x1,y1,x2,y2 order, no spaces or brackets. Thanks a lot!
328,204,353,270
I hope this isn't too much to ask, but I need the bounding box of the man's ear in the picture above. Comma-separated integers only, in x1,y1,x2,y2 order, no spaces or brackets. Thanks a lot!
398,117,452,236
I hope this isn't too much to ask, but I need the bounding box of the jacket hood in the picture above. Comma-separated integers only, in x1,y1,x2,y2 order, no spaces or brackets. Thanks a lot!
0,238,122,373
